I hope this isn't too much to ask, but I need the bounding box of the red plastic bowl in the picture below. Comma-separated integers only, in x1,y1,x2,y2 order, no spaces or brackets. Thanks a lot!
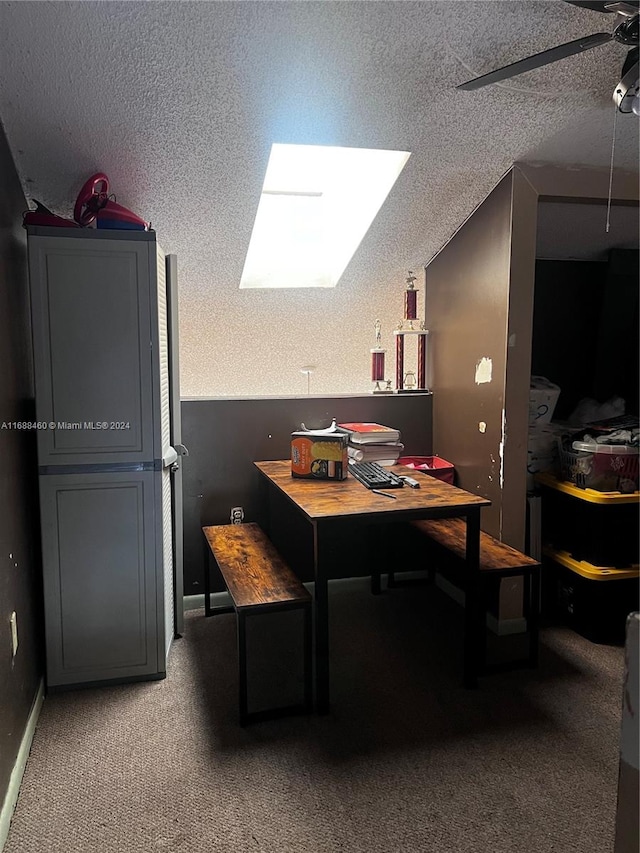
397,456,455,484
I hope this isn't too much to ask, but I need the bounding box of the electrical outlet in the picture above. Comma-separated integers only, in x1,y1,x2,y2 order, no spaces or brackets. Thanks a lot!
10,611,18,657
230,506,244,524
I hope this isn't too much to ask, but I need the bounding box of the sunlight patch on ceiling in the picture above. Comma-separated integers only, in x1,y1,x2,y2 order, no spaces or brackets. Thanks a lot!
240,143,410,289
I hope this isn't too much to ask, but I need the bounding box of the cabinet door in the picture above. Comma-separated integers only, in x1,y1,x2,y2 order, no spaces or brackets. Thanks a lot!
39,471,161,687
28,236,155,465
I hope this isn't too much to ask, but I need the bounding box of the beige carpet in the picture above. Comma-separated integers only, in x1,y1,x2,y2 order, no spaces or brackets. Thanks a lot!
5,578,624,853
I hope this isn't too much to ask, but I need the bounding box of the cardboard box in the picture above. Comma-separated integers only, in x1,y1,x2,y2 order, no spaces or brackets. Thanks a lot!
529,376,561,425
291,431,348,479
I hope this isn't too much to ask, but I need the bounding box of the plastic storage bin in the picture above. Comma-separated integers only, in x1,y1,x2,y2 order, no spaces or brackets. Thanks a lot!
544,547,639,643
537,472,639,569
558,439,639,493
397,455,455,484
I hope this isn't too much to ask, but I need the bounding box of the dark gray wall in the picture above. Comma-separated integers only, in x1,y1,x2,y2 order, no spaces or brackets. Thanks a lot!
0,121,42,804
182,393,432,594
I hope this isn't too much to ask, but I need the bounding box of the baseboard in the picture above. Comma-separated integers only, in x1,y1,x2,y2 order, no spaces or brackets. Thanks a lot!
435,574,527,636
0,679,45,853
184,592,223,611
387,570,432,583
434,573,466,607
187,575,527,635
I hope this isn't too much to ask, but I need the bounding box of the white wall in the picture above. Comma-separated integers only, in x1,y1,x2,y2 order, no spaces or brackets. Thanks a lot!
179,263,426,397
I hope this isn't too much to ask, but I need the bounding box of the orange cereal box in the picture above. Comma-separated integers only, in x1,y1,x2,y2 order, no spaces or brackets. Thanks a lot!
290,431,348,480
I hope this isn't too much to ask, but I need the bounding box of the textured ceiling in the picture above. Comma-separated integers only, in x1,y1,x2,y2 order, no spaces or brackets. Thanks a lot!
1,1,638,396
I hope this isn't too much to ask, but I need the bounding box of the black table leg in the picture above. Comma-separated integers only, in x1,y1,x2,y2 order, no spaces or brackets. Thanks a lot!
463,507,482,689
313,519,330,714
369,524,384,595
256,470,271,535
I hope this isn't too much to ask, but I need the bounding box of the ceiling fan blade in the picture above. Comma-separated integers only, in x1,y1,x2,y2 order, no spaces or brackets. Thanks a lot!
457,32,612,91
604,2,640,14
563,1,619,11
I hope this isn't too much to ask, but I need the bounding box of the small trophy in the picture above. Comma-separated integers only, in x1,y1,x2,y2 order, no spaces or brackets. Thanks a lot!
370,319,392,393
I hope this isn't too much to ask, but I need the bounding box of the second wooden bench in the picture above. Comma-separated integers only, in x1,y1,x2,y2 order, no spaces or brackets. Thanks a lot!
203,522,312,725
391,518,541,675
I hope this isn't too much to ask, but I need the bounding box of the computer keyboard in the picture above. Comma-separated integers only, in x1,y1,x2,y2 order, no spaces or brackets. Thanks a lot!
348,461,404,489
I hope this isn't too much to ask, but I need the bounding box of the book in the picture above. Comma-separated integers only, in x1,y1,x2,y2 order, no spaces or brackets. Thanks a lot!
337,422,401,444
347,442,404,463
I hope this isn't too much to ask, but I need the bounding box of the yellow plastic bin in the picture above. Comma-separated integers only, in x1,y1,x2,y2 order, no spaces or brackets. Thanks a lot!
544,546,639,643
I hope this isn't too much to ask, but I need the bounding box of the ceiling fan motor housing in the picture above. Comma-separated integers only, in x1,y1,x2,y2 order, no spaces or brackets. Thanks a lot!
614,45,639,111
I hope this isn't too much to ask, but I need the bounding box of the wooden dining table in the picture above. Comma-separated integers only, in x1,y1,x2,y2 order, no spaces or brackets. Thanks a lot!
254,460,491,713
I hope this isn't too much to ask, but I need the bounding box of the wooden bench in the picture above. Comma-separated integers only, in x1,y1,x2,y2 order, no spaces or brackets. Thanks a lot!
389,518,541,675
202,522,312,725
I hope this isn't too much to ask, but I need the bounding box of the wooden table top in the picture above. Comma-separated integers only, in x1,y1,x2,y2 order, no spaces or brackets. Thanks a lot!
255,460,490,521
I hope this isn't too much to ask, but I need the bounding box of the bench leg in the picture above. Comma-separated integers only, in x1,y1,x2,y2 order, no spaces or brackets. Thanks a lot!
463,510,482,689
477,580,489,674
237,611,248,727
202,542,235,618
204,538,212,617
237,604,313,726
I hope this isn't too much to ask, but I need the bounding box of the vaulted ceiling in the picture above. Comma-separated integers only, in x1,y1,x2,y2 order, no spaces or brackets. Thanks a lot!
1,1,638,396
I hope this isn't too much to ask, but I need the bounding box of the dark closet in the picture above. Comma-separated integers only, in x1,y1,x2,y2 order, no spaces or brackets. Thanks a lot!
532,248,639,421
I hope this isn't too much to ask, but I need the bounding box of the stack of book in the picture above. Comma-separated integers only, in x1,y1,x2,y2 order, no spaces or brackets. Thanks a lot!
337,422,404,466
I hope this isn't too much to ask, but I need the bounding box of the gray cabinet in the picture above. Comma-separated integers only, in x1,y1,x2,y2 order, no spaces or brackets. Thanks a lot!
39,472,160,686
28,236,156,465
28,228,176,689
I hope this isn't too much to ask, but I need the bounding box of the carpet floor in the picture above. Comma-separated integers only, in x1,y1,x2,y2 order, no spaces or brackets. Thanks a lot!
5,578,625,853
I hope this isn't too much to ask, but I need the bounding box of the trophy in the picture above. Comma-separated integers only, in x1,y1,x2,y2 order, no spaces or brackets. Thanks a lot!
394,271,429,392
370,319,392,393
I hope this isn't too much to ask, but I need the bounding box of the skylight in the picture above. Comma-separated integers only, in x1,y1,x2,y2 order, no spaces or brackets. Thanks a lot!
240,144,411,289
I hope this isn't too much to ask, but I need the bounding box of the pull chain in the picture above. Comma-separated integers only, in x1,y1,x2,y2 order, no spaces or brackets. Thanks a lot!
606,95,619,234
